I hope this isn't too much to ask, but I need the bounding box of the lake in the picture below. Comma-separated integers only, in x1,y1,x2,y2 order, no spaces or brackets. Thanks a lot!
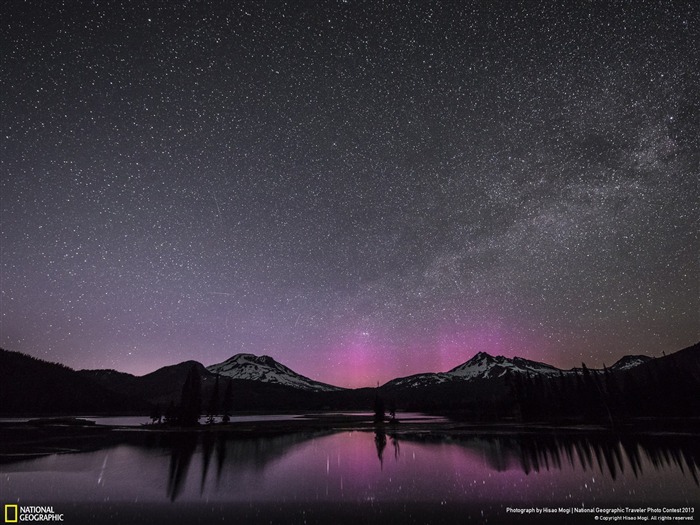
1,428,697,524
0,411,447,427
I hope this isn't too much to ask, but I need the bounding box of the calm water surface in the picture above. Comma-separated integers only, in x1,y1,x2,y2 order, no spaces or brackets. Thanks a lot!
1,429,697,523
0,412,447,427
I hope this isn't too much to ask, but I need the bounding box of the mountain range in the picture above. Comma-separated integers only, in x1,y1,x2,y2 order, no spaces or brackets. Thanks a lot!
382,351,653,389
1,343,697,419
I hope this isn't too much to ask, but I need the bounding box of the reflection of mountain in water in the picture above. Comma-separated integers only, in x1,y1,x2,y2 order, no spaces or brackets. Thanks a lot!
161,430,699,501
2,428,696,503
219,432,327,471
395,432,699,486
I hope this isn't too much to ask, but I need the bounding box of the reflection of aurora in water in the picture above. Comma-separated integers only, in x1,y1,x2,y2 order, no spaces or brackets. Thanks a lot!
2,430,698,507
165,430,700,501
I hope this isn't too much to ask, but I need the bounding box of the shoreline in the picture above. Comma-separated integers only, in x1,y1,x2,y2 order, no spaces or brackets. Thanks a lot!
2,414,699,464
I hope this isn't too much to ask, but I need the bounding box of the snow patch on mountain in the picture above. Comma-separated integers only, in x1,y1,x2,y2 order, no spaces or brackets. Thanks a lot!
383,372,452,389
206,353,343,392
610,354,652,371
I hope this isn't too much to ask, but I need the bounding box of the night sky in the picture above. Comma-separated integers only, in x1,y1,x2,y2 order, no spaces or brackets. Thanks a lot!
2,1,698,388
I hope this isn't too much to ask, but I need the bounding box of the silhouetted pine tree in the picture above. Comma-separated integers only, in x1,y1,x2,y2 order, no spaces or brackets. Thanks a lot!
207,374,220,424
581,362,592,384
221,378,233,423
522,373,536,420
178,365,202,426
531,373,546,419
508,372,526,421
580,362,600,421
373,393,385,423
553,370,567,420
603,365,623,421
623,373,640,414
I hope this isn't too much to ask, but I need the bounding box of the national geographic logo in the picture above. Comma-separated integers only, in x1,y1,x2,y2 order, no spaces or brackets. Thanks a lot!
4,505,64,522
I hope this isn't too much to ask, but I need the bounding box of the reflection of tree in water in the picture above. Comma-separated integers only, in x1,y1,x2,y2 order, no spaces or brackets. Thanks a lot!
391,432,699,485
215,433,227,486
374,429,386,468
390,433,400,460
165,433,198,501
126,428,700,502
512,433,698,485
200,432,215,494
634,435,699,486
161,431,334,500
373,430,401,468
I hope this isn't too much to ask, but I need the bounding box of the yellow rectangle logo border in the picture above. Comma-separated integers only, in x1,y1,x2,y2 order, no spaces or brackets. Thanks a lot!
4,504,18,523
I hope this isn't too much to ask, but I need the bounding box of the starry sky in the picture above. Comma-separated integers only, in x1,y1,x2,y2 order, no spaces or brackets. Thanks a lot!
1,0,698,388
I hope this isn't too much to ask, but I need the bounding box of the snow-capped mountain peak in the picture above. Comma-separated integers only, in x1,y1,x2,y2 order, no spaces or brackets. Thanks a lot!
383,349,655,390
383,352,562,389
206,353,343,392
447,352,561,379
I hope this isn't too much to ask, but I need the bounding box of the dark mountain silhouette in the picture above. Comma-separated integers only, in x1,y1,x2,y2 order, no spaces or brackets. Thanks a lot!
611,342,699,417
79,361,331,411
78,361,327,411
0,349,149,415
80,361,217,407
379,343,699,420
500,342,700,423
2,342,697,421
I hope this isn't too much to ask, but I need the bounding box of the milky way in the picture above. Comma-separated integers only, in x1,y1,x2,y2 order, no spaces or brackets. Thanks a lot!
1,1,698,387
